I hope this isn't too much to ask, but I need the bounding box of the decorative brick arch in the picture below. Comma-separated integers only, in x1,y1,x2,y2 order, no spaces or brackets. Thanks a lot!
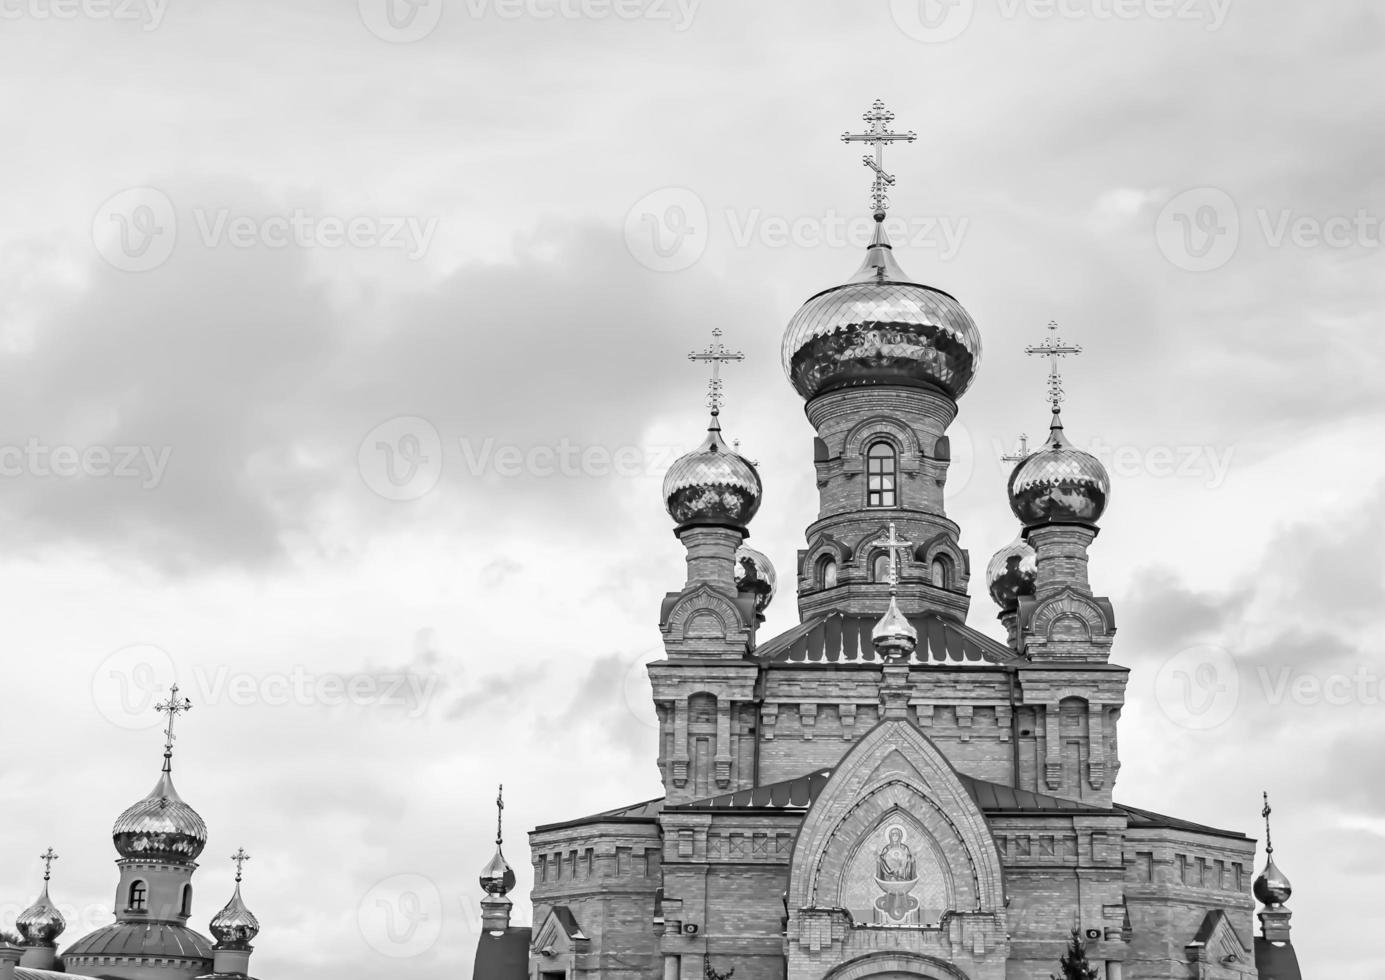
914,532,970,579
842,416,923,467
824,951,974,980
788,719,1005,916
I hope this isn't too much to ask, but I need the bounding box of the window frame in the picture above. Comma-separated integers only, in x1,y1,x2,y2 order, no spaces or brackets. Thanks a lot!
866,441,898,508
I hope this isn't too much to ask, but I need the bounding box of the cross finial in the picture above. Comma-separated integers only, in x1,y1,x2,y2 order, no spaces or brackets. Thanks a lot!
495,784,505,847
688,327,745,416
842,99,917,216
40,848,58,882
154,683,193,773
1262,791,1274,855
1000,433,1031,466
870,523,914,594
231,848,251,883
1024,320,1083,412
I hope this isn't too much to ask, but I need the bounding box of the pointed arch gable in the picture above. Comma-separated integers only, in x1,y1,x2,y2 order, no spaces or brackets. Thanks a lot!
788,719,1005,918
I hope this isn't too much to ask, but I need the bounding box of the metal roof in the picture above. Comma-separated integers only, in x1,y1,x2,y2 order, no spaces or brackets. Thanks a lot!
757,612,1020,665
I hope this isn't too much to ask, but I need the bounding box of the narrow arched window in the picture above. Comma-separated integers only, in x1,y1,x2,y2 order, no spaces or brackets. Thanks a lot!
867,441,897,507
180,884,193,917
931,556,951,589
872,553,892,583
129,880,148,912
818,556,838,589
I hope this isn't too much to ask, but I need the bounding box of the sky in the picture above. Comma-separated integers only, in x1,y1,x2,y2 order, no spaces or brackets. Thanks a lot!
0,1,1382,977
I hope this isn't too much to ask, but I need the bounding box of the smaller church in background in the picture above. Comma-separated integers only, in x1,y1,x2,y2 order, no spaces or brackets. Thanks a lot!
3,685,267,980
471,102,1304,980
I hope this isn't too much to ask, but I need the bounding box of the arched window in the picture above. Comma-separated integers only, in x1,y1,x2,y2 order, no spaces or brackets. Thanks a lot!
931,556,951,589
872,553,892,583
818,556,838,589
180,884,193,917
128,880,148,912
867,441,897,507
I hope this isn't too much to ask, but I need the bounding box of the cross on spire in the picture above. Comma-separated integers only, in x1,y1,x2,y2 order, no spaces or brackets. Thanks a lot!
688,327,745,416
155,683,193,773
842,99,917,216
1262,791,1275,855
870,523,914,593
40,847,58,882
1024,320,1083,412
231,848,251,883
495,784,505,847
1000,433,1031,466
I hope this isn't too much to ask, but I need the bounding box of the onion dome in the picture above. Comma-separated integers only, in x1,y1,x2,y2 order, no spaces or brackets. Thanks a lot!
1007,411,1109,527
16,886,65,947
113,769,208,863
871,595,917,661
734,545,777,613
782,215,981,402
1254,855,1293,908
663,412,763,529
480,785,517,897
209,885,259,948
986,534,1037,611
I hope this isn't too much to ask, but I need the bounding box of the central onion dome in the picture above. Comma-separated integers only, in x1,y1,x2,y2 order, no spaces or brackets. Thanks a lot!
1008,411,1110,527
986,534,1037,611
1254,854,1293,908
663,412,763,529
782,216,981,402
16,884,65,947
113,769,208,863
734,545,777,613
209,884,260,948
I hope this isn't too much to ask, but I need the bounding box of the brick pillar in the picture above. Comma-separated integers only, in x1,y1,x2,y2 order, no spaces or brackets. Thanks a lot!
1259,907,1292,943
677,525,744,591
1043,702,1062,790
1026,524,1097,598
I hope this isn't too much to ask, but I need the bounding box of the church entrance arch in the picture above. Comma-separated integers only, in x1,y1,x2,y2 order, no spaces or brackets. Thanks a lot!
822,951,973,980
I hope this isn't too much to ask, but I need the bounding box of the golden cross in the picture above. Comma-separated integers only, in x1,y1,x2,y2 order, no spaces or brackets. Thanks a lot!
842,100,916,216
870,523,914,592
231,848,251,883
688,328,744,415
155,683,193,771
495,784,505,847
40,848,58,882
1024,320,1083,411
1262,791,1274,855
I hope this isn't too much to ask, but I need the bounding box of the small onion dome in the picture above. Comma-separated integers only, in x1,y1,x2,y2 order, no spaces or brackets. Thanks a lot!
209,884,260,948
480,845,516,897
15,884,65,947
734,545,777,613
663,413,763,529
1007,411,1109,528
782,216,981,402
112,769,208,863
871,596,918,661
1253,854,1293,908
986,534,1037,611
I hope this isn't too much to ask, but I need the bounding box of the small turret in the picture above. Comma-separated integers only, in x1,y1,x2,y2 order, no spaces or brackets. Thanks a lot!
1255,793,1295,945
207,849,260,978
16,849,65,971
480,786,516,936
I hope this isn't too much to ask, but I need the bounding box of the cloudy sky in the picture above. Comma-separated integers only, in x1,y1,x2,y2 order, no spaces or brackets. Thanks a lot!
0,1,1381,977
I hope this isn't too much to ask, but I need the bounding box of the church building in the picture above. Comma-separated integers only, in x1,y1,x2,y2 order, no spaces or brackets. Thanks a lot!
471,102,1304,980
2,685,266,980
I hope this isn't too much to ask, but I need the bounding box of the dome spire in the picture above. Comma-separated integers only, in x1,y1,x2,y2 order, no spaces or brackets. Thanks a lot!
869,523,918,660
208,848,261,977
479,785,516,898
841,99,917,218
16,848,66,950
1254,791,1293,908
688,327,745,423
1024,319,1083,416
113,683,207,863
155,683,194,775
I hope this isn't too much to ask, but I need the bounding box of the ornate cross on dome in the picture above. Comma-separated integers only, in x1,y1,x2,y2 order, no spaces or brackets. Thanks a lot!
231,848,251,883
842,99,917,217
1024,320,1083,411
40,847,58,881
155,683,193,772
1262,791,1275,855
870,522,914,592
688,327,744,415
1000,433,1031,465
495,784,505,847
